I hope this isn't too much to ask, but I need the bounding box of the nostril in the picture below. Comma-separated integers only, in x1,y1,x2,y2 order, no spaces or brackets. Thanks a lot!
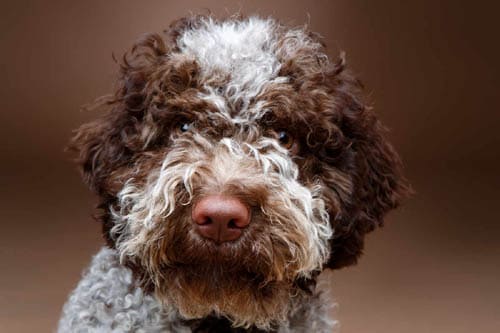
227,219,237,229
201,217,212,225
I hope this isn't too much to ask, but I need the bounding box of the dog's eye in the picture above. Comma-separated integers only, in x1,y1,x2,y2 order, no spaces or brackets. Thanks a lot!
277,131,294,149
179,122,192,132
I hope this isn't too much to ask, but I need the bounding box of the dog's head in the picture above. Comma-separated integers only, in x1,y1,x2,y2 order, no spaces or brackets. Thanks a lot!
70,16,409,328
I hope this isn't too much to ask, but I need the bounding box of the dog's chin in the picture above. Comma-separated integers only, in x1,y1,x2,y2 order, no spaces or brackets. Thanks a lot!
153,258,296,329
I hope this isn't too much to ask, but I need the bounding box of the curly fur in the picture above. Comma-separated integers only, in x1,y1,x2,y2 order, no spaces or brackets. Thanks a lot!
59,247,336,332
60,14,409,332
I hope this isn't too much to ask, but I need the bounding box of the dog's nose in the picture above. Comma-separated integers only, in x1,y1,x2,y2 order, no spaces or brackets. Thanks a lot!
192,195,250,243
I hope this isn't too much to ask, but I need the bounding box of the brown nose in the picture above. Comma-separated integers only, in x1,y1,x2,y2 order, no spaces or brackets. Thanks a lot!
192,195,250,243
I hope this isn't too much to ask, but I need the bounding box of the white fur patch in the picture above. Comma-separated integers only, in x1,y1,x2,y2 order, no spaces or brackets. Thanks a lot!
177,17,293,121
178,17,281,92
176,17,328,124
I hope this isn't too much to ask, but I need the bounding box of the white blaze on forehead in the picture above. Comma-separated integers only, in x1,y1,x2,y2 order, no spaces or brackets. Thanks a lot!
177,17,282,98
175,17,328,123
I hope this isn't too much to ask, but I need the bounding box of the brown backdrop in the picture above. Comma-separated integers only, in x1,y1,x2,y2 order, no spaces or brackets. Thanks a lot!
1,1,499,332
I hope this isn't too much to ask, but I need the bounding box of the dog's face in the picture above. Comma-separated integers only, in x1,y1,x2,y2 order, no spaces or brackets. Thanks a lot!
71,16,408,328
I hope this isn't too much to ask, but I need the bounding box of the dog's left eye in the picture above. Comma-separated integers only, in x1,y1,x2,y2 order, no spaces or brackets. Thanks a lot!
179,122,192,132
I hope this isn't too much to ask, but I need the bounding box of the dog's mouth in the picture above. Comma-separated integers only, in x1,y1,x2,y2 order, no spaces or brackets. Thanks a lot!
171,225,270,274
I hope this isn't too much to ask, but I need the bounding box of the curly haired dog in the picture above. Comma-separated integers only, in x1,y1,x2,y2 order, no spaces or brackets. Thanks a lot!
59,15,409,332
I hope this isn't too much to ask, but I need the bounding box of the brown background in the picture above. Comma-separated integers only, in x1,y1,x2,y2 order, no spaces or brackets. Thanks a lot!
1,1,499,332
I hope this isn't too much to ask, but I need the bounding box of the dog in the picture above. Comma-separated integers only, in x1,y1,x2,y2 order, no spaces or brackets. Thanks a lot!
58,15,409,332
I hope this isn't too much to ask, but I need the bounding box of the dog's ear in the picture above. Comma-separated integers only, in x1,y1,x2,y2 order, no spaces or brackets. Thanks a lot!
69,33,170,195
68,112,131,195
320,57,411,269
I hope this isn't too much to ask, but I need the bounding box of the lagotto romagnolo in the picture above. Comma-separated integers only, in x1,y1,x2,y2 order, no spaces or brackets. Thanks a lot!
59,15,410,332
